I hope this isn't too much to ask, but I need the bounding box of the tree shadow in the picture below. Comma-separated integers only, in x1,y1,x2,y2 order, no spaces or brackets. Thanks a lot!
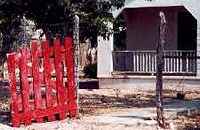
113,115,152,120
182,126,200,130
79,92,200,116
176,111,200,130
0,111,10,125
0,80,10,125
1,79,200,126
79,93,156,115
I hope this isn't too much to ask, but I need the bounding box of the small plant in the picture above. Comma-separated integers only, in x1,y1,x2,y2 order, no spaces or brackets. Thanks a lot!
83,63,97,78
113,88,120,99
175,76,186,100
176,92,185,100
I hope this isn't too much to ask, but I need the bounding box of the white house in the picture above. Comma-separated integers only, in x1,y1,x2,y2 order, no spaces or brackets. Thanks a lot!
97,0,200,90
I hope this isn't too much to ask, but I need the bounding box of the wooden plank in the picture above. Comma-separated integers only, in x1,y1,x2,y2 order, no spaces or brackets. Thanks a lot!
133,52,135,72
7,53,20,127
54,39,66,119
31,42,43,122
139,53,142,72
180,52,183,72
142,53,145,72
148,53,151,72
186,53,189,72
177,52,180,72
151,53,154,72
64,37,77,117
42,41,55,121
169,52,172,72
154,54,157,72
19,48,32,125
138,53,140,72
17,103,69,120
146,53,148,72
136,52,138,72
175,52,178,72
145,53,147,72
173,52,176,72
168,52,171,72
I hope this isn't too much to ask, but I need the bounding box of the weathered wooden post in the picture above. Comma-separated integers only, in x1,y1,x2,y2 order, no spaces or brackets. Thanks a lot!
73,14,80,114
156,11,167,128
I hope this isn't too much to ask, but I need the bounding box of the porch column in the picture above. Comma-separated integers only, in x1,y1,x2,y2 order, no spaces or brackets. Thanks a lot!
197,21,200,76
97,23,113,78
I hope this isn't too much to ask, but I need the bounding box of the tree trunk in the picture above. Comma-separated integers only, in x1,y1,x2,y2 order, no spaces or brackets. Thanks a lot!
156,11,167,128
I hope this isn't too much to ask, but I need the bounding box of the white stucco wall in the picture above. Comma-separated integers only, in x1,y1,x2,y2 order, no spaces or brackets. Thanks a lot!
97,35,113,78
183,0,200,76
97,23,114,78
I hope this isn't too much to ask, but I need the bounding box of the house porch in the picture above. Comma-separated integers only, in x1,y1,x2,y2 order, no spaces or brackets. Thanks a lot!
97,5,200,89
113,50,197,76
113,6,197,76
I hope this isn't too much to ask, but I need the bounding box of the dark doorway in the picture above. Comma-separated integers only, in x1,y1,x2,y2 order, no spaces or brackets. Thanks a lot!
178,11,197,74
178,11,197,50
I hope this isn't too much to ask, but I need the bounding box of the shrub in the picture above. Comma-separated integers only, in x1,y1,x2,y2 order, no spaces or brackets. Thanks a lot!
83,63,97,78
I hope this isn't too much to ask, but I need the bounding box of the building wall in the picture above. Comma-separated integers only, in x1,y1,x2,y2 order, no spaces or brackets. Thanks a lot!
182,0,200,76
97,36,113,78
99,76,200,91
98,4,200,78
97,22,114,78
123,7,186,50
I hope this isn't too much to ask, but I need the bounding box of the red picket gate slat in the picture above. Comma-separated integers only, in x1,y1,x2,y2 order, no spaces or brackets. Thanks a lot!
42,41,55,121
7,37,77,127
64,37,77,117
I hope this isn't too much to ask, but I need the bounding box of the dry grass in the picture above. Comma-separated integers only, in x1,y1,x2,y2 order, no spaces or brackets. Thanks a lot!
176,112,200,130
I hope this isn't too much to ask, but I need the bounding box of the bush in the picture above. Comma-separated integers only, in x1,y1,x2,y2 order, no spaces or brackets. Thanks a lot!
83,63,97,78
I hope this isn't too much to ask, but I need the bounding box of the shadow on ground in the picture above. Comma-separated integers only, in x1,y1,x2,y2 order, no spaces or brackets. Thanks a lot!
0,80,10,125
79,94,155,112
176,110,200,130
79,90,200,116
79,92,155,116
1,80,200,128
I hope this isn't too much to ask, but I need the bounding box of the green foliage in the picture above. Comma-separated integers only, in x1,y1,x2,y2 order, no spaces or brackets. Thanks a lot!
113,14,126,50
0,0,125,61
83,63,97,78
0,0,125,41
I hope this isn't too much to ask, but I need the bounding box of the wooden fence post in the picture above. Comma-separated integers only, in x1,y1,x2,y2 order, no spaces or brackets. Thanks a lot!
54,39,66,120
31,42,43,122
19,48,32,125
156,11,167,128
7,53,20,127
42,41,55,121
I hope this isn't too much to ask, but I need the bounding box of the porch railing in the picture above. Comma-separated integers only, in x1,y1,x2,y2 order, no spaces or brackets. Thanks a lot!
112,50,197,76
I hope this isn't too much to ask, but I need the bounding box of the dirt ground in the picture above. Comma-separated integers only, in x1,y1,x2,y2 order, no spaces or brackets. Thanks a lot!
79,89,200,129
0,80,200,130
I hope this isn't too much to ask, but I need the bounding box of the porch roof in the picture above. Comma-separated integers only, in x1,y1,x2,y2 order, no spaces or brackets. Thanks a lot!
113,0,200,20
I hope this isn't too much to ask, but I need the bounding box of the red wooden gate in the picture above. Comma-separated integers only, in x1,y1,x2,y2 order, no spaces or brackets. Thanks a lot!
7,37,77,127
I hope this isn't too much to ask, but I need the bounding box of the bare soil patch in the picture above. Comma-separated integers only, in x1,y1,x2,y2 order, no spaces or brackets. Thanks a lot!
0,80,200,129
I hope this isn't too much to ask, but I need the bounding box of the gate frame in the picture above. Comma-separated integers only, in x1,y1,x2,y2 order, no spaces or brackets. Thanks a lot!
7,37,77,127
